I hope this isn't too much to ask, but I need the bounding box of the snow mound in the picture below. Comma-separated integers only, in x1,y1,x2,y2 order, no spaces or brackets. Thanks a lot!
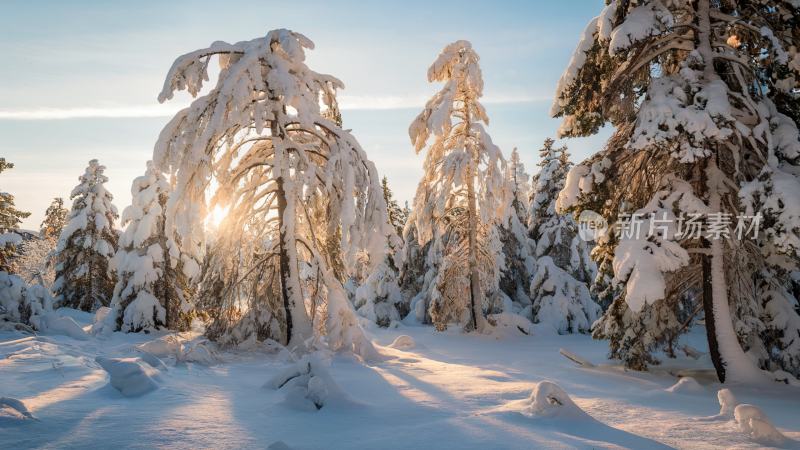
96,356,161,397
90,306,114,335
734,404,788,447
136,335,182,357
522,381,589,419
665,377,704,394
0,397,36,422
40,313,89,340
266,354,351,411
180,341,218,365
489,312,533,337
136,350,168,370
718,388,738,417
135,335,218,366
388,335,415,351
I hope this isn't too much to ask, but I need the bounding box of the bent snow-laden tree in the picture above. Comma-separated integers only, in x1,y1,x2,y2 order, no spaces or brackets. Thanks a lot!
110,161,192,332
407,40,508,332
155,29,389,355
52,160,119,312
553,0,800,383
528,139,599,333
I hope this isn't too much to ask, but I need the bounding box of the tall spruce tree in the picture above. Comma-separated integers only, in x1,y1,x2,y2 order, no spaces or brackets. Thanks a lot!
552,0,800,383
0,158,31,274
52,160,118,312
109,161,192,332
528,139,599,333
498,148,535,311
404,40,508,332
383,176,407,237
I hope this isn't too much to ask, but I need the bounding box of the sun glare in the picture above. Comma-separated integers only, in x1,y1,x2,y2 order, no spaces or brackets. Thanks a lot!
209,204,230,228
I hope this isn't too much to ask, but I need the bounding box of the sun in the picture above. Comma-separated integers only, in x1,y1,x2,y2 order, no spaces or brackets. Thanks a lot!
209,204,230,228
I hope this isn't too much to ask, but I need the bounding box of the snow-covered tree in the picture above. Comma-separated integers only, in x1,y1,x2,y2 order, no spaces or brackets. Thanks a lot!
527,139,598,333
110,161,192,333
383,176,408,237
354,176,408,328
0,158,31,274
52,160,118,312
155,29,388,356
40,197,68,241
0,270,52,332
405,40,508,332
498,148,534,311
552,0,800,383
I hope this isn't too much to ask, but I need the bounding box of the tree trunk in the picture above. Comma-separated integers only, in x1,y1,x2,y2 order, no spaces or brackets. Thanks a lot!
701,243,725,382
466,164,485,332
705,162,765,384
275,155,312,349
694,0,765,385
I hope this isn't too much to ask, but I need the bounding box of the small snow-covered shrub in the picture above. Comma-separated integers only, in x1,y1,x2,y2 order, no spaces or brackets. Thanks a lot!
0,271,52,330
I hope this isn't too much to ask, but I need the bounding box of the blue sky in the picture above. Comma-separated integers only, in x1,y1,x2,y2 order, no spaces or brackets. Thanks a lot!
0,0,610,229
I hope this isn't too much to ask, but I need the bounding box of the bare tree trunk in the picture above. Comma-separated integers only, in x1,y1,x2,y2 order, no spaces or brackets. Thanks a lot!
273,116,312,349
466,162,484,332
276,176,294,346
701,242,725,382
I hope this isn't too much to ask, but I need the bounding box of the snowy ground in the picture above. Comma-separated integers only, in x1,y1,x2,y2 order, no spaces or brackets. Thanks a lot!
1,310,799,449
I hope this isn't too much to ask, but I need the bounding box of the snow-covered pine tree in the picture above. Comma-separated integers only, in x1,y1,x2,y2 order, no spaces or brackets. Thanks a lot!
527,139,598,333
40,198,68,241
498,148,535,313
52,159,118,312
407,40,508,332
552,0,800,383
383,176,407,237
110,161,192,332
155,29,389,356
0,158,31,274
354,177,408,328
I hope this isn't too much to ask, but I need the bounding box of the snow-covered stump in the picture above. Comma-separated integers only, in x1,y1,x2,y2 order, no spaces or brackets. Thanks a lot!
96,356,161,397
265,354,351,411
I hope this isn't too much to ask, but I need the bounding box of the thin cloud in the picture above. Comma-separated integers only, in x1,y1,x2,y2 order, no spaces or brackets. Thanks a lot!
0,94,550,120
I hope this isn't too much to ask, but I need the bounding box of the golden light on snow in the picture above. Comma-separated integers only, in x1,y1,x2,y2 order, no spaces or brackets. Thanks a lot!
727,35,742,48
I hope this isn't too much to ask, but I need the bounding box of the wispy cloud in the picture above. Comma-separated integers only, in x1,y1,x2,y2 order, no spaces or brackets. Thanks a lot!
0,94,549,120
0,104,186,120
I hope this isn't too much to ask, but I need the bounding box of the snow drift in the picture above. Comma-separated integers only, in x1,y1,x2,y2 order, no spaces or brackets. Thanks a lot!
95,356,161,397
